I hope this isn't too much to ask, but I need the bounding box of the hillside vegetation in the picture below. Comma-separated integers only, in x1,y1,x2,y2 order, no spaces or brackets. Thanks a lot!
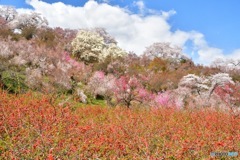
0,6,239,159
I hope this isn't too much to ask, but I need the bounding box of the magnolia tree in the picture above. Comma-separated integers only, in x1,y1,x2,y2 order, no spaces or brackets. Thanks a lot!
71,29,126,64
71,30,105,63
102,43,127,59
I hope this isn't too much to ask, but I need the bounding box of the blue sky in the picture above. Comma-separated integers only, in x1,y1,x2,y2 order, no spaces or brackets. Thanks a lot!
1,0,240,64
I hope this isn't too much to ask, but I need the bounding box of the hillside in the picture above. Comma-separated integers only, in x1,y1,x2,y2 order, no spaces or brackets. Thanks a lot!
0,6,240,159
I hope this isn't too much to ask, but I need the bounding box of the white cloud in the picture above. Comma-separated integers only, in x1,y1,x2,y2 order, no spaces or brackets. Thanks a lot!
20,0,240,65
227,49,240,59
133,0,145,14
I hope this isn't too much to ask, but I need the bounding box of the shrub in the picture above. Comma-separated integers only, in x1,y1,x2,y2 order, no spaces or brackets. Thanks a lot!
21,26,36,40
1,70,28,93
0,91,239,159
35,28,56,48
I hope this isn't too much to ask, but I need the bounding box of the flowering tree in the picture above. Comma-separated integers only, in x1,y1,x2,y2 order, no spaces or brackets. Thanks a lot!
208,73,234,97
87,71,106,97
212,58,240,71
143,42,188,62
0,6,17,22
178,74,209,95
0,17,7,27
71,29,126,64
176,73,235,108
0,40,13,59
102,43,127,59
87,71,116,105
155,92,171,107
71,30,105,63
215,83,240,116
0,5,48,31
9,12,48,30
114,76,151,108
93,28,117,45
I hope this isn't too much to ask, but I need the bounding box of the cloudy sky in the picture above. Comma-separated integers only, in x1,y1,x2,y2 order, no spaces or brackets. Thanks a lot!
1,0,240,65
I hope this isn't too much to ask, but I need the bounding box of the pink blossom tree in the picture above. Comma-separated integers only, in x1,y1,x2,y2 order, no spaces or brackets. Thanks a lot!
87,71,116,105
215,83,240,116
114,76,151,108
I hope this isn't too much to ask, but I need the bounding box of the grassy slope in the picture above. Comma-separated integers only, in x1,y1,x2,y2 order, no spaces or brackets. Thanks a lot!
0,90,239,159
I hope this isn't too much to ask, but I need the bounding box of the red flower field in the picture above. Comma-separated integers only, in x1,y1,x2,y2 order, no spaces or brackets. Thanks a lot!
0,90,239,159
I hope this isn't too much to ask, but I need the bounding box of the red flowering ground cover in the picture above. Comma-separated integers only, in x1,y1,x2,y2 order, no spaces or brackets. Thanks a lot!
0,90,239,159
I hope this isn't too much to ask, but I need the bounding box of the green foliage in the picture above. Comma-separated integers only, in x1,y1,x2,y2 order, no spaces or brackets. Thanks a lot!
1,70,28,93
90,99,106,106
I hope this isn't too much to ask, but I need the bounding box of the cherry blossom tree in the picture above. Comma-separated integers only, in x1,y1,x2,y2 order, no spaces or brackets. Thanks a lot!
9,12,48,30
143,42,188,62
176,73,235,108
215,82,240,116
208,73,234,97
0,6,17,22
211,58,240,72
87,71,116,104
178,74,209,95
114,76,151,108
0,5,48,30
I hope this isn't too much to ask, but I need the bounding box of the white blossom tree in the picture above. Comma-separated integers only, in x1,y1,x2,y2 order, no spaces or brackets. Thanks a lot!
71,30,105,63
211,58,240,72
9,12,48,30
178,74,209,95
102,43,127,59
0,5,48,30
143,42,188,62
176,73,235,108
0,6,17,22
71,29,126,63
